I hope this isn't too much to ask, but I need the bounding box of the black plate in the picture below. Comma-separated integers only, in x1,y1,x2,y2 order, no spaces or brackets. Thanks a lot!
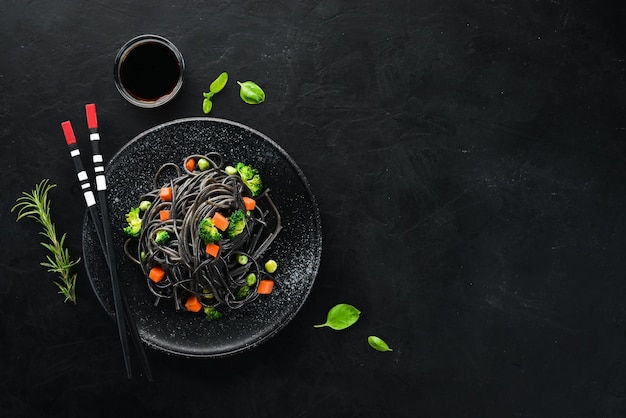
82,117,322,358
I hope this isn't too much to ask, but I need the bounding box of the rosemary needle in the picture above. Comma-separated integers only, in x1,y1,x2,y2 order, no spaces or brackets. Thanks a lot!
12,179,80,304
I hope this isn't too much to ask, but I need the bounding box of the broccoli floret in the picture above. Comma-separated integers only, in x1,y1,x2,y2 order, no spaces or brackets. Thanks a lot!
198,218,222,244
203,306,223,321
227,209,246,238
154,230,170,245
123,207,142,238
237,285,250,299
235,162,263,196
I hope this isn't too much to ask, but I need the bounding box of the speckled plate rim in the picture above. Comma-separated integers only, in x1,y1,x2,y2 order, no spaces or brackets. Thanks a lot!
82,117,322,358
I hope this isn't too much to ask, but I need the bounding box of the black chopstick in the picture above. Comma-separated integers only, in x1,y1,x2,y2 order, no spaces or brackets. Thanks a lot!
61,119,131,378
61,121,105,246
61,108,152,381
84,104,152,382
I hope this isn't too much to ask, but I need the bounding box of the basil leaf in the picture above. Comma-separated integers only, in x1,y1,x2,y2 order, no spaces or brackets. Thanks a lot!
237,81,265,104
367,335,393,352
202,98,213,114
209,72,228,94
314,303,360,330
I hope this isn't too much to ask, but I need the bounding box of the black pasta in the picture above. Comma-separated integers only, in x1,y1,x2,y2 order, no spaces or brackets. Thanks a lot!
124,152,281,313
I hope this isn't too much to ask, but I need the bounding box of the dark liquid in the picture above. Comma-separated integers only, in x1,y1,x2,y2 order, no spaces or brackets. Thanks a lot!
119,42,181,101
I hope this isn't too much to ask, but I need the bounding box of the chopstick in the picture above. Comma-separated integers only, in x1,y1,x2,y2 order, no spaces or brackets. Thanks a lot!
61,106,152,381
84,104,152,381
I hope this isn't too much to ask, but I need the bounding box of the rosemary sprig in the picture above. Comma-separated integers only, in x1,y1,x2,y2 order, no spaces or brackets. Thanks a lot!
11,179,80,304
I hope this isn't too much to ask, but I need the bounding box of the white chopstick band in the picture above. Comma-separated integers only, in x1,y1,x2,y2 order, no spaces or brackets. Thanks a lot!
96,174,107,191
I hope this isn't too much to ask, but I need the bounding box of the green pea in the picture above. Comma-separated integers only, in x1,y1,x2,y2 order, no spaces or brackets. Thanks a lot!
264,259,277,273
246,272,257,286
197,158,210,171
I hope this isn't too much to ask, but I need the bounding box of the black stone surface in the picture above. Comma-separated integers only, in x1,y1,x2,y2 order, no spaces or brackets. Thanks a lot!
2,1,626,416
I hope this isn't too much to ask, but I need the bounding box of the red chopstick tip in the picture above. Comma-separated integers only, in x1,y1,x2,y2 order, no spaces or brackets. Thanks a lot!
61,121,76,145
85,103,98,129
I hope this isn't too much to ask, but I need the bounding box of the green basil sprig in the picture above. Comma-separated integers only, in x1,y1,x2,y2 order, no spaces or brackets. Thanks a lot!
202,72,228,114
313,303,360,330
367,335,393,352
237,80,265,104
314,303,394,352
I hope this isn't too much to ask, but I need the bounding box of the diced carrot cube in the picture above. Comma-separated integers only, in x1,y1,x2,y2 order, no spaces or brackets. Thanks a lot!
212,212,229,231
243,197,256,211
149,266,165,283
185,295,203,312
257,279,274,294
160,187,173,202
205,243,220,258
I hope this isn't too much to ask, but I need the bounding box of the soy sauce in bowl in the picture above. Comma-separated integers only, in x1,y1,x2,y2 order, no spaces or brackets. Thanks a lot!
114,35,185,108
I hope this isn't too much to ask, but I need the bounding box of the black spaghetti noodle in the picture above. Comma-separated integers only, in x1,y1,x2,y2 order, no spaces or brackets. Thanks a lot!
123,153,282,314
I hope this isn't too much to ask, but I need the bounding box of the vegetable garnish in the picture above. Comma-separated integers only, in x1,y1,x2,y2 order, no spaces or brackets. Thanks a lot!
205,242,220,258
148,266,165,283
204,306,223,321
227,209,246,238
257,279,274,295
154,230,170,245
237,285,251,299
314,303,361,330
243,196,256,211
198,218,222,244
139,200,152,211
185,158,196,172
123,207,143,238
235,162,263,196
212,212,230,232
122,152,283,319
159,187,173,202
159,210,170,221
246,273,257,286
185,295,203,312
197,158,210,171
367,336,393,352
11,179,80,304
264,259,278,273
202,71,228,114
237,80,265,104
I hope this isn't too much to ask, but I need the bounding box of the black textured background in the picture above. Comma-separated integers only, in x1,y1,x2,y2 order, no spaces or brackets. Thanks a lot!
2,1,626,417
